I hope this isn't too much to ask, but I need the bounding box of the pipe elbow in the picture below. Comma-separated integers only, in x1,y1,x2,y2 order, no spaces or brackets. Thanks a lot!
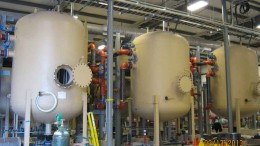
206,70,215,77
116,49,132,56
203,60,215,66
91,78,100,84
90,66,99,73
88,43,96,51
120,62,132,70
190,57,197,64
98,50,106,57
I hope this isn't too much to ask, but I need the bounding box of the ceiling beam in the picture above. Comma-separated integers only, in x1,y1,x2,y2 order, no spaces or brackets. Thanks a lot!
0,0,136,24
0,0,53,9
0,7,29,14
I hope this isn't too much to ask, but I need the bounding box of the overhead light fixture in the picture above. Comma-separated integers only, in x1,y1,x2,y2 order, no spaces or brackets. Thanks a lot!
187,0,209,12
73,15,78,19
256,15,260,29
98,44,106,50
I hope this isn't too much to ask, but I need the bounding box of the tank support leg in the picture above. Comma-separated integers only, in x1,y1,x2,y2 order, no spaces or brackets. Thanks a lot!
82,92,88,143
24,91,32,146
154,96,159,146
191,96,195,143
235,98,241,133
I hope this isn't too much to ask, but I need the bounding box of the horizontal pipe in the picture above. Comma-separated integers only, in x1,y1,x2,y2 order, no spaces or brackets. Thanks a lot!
88,24,222,49
120,62,131,70
114,49,132,57
115,0,260,36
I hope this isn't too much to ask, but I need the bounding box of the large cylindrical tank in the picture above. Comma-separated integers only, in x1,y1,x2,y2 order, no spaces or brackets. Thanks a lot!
211,45,260,117
11,11,88,123
131,31,192,121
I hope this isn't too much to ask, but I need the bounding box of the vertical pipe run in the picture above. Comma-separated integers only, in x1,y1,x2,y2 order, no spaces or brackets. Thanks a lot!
24,92,32,146
128,98,132,144
203,84,209,134
82,92,88,143
191,96,195,143
15,114,18,137
99,112,105,140
0,119,3,137
115,33,122,146
70,3,74,16
196,47,203,136
197,94,203,135
162,21,166,31
221,0,233,133
206,77,211,104
91,50,96,66
188,110,192,135
45,124,52,135
12,114,15,137
120,69,125,101
107,1,114,145
3,97,9,138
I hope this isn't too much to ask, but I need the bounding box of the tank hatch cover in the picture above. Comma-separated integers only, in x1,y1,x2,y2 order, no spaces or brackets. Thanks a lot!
73,63,92,88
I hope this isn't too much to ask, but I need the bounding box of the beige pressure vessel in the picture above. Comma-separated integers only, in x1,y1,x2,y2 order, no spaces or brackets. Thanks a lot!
11,11,88,123
211,45,260,117
131,31,192,121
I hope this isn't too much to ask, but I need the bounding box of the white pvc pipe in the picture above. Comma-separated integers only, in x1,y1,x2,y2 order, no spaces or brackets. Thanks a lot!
70,3,74,16
24,91,32,146
8,50,14,58
9,35,15,42
45,124,52,135
15,114,18,137
82,92,88,144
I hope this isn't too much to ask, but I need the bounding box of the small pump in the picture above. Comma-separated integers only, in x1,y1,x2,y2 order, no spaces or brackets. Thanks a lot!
52,113,70,146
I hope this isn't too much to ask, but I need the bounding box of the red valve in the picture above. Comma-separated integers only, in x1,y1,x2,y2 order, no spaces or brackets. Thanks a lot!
88,43,96,50
206,103,212,110
190,57,197,64
118,100,126,109
97,102,105,109
206,70,215,77
203,59,215,66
